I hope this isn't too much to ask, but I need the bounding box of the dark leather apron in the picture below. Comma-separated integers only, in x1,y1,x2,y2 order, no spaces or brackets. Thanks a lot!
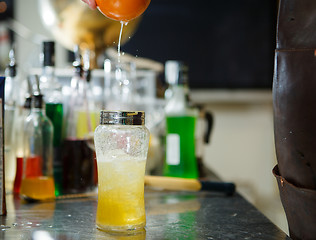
273,0,316,239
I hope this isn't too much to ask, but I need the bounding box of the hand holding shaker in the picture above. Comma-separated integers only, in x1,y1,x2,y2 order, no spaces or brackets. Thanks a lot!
94,111,149,232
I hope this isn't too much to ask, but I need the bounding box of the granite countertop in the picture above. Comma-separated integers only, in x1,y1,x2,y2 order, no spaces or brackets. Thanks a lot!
0,188,289,240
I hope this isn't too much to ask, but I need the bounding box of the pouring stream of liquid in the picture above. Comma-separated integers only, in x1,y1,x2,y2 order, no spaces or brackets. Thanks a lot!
117,21,128,63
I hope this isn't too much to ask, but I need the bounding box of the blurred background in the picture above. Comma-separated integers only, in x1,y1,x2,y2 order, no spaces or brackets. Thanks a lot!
0,0,287,234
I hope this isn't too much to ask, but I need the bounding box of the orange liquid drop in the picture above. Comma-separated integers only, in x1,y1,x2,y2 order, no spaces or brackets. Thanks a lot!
96,0,151,22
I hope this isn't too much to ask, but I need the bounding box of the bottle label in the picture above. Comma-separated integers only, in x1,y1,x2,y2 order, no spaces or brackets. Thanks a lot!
166,134,180,165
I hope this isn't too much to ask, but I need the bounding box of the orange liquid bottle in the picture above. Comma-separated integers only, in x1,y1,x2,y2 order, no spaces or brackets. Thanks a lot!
20,155,55,200
20,93,55,201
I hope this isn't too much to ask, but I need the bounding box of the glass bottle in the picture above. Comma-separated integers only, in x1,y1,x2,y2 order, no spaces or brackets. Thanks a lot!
20,93,55,201
4,48,19,191
163,61,199,179
61,49,95,194
40,41,64,196
76,49,97,139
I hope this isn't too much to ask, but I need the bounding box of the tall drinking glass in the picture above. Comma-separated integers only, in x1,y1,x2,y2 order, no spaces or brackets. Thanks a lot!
94,111,150,232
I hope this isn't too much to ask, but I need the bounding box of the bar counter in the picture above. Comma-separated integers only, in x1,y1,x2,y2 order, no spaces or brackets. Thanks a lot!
0,188,289,240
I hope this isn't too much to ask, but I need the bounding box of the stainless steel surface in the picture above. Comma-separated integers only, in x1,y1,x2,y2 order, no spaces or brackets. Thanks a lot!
0,190,290,240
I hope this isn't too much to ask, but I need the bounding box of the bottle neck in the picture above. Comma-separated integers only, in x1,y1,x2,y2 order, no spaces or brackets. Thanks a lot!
41,41,57,87
41,66,55,83
41,65,63,103
31,95,44,111
165,84,188,115
4,75,16,106
43,41,55,67
5,65,16,78
172,84,187,103
70,65,82,88
30,107,45,115
170,84,187,99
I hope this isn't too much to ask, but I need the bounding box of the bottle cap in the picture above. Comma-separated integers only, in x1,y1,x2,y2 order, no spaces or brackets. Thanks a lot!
7,66,16,78
6,48,17,77
24,97,32,109
43,41,55,67
32,94,44,109
100,111,145,125
72,45,83,77
165,60,188,85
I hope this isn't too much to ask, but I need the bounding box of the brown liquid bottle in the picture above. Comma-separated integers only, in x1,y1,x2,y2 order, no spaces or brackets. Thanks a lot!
61,47,95,195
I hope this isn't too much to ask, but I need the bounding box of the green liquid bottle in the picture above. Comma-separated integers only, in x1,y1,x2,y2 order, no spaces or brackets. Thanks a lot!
40,41,64,196
45,102,63,196
164,115,198,178
163,61,199,179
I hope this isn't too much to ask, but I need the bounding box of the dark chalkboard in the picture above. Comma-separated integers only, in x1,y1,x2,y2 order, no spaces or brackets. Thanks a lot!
122,0,277,89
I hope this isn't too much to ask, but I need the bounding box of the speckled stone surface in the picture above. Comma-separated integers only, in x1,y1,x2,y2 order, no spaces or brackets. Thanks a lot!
0,190,290,240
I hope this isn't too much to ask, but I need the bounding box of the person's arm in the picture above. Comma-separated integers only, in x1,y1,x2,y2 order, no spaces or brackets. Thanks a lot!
81,0,97,9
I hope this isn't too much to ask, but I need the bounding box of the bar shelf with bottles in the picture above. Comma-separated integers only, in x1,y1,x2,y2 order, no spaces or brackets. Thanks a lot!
4,42,98,199
3,41,212,200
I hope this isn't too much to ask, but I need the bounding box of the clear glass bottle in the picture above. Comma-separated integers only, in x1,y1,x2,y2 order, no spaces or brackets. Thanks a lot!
61,48,95,194
163,61,199,179
20,93,55,201
94,111,150,232
76,49,97,139
40,41,64,196
4,48,19,191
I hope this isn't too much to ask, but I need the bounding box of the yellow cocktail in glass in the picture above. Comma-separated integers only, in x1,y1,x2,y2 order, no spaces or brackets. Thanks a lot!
94,111,150,233
96,155,147,232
